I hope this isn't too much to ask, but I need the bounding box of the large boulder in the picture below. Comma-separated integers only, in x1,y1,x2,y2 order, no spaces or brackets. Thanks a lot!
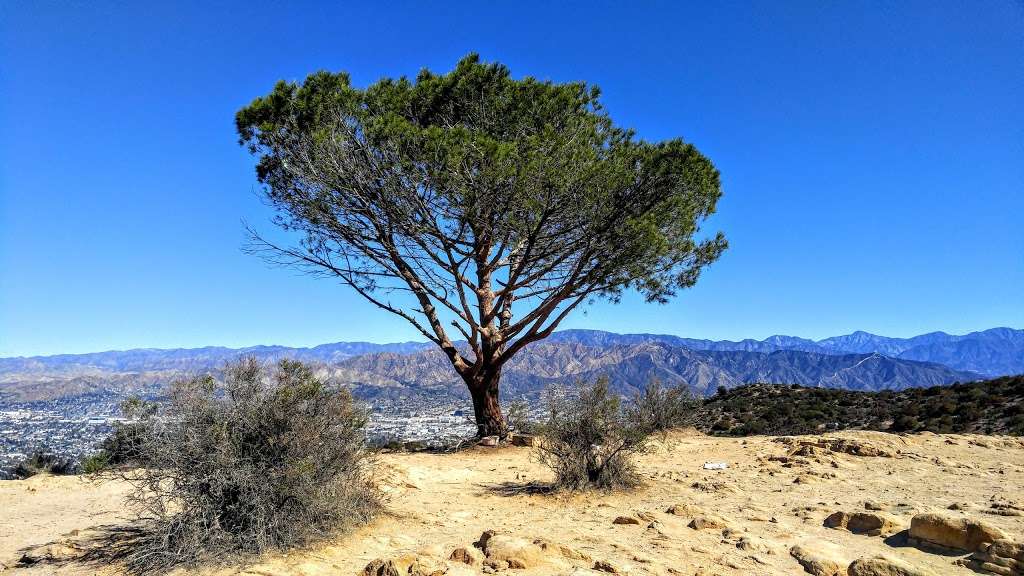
909,513,1008,552
847,555,936,576
790,543,848,576
482,534,546,568
824,511,903,537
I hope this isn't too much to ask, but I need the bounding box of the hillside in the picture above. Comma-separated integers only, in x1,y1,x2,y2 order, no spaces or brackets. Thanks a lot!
3,430,1023,575
693,375,1024,436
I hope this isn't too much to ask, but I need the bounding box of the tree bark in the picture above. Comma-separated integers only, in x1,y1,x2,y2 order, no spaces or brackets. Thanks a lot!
467,369,507,438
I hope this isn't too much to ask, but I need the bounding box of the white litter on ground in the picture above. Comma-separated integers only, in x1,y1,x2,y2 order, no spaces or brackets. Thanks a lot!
702,461,728,470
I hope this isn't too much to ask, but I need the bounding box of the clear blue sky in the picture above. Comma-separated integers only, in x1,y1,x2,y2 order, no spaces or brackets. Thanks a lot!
1,2,1022,357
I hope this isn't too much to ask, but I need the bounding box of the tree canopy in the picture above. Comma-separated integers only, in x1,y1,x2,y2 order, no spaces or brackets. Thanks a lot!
236,54,727,436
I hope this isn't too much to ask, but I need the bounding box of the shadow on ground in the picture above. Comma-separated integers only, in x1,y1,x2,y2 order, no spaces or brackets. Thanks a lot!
15,523,197,576
479,480,556,496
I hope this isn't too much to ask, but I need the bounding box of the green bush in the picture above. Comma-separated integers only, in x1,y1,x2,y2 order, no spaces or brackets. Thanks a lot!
80,451,111,474
693,376,1024,437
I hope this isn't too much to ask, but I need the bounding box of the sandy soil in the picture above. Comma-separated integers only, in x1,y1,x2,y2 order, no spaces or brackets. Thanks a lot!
2,430,1022,575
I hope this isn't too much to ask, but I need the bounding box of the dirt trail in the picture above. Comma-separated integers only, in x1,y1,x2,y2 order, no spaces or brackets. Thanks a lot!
2,430,1022,575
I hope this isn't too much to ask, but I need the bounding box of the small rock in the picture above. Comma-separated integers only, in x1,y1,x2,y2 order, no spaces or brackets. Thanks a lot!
593,559,620,573
479,436,500,447
691,480,738,493
361,553,445,576
612,515,640,525
475,529,497,549
484,559,510,570
450,546,484,566
665,503,704,516
688,514,729,530
736,536,767,553
847,555,936,576
864,501,887,511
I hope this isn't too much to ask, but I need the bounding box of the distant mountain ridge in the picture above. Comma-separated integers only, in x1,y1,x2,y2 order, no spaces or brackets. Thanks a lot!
1,327,1017,404
0,341,432,375
4,327,1018,375
325,341,981,399
548,327,1024,376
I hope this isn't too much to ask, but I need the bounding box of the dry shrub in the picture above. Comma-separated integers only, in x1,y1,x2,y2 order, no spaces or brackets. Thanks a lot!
81,397,158,475
536,377,650,490
627,378,699,434
12,448,78,478
119,357,380,572
506,397,537,435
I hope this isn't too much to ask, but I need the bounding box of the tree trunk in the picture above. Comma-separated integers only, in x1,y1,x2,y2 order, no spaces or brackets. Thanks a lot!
468,369,507,438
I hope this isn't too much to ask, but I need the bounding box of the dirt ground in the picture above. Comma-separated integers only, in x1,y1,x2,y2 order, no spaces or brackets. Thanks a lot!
2,430,1022,575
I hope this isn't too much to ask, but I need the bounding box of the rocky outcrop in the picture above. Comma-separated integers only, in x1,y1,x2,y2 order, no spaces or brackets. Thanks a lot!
908,512,1008,553
790,543,848,576
361,553,449,576
612,515,640,525
966,538,1024,575
363,531,598,575
777,436,899,458
824,511,903,537
847,555,936,576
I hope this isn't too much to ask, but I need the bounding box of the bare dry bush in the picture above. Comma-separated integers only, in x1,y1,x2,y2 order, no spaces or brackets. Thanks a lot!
505,397,537,435
627,378,699,434
117,357,380,573
536,377,649,491
12,448,79,478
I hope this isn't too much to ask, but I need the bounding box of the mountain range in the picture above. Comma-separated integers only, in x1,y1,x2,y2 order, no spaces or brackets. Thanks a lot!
0,327,1020,403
